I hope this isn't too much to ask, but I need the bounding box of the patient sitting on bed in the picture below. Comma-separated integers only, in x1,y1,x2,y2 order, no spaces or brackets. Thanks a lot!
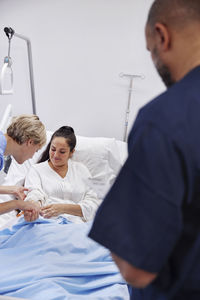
24,126,100,223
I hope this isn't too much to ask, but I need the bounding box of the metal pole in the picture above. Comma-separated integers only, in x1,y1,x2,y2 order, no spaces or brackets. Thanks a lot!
119,73,144,142
123,77,133,142
14,32,36,114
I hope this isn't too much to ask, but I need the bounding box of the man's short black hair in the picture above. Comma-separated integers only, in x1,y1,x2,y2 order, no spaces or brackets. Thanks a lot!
147,0,200,29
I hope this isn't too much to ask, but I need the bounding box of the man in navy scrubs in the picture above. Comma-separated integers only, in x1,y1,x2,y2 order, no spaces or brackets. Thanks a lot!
89,0,200,299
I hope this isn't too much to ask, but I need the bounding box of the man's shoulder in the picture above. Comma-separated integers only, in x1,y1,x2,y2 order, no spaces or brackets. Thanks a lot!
139,66,200,124
133,89,174,134
135,79,196,133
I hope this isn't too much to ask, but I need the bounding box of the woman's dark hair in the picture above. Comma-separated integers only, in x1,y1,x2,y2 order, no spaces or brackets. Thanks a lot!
38,126,76,163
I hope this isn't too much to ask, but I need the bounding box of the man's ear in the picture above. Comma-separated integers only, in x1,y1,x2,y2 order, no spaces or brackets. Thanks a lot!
154,23,171,51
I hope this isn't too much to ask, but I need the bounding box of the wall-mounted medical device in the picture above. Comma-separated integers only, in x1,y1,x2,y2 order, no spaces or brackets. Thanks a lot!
0,27,37,114
0,27,14,95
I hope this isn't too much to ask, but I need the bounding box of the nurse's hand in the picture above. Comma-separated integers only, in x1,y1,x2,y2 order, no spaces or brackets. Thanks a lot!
18,201,41,222
0,185,29,200
12,186,29,200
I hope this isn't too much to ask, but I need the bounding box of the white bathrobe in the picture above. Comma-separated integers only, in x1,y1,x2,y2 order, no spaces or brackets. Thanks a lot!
25,159,100,223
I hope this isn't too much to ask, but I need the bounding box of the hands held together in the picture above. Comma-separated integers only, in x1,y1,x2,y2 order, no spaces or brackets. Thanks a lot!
1,186,63,222
22,203,63,222
10,186,41,222
12,186,65,222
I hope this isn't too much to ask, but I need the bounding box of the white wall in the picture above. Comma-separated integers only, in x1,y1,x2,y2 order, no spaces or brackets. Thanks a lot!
0,0,165,140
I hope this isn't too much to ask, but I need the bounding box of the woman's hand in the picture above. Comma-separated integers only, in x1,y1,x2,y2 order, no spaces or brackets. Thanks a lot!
41,204,64,218
41,203,83,218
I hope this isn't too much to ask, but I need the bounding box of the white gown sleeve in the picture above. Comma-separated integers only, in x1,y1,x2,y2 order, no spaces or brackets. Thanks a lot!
24,166,48,205
79,186,101,222
77,165,102,222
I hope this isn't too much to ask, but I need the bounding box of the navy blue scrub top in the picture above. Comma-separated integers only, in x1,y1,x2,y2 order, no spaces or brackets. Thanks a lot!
89,66,200,300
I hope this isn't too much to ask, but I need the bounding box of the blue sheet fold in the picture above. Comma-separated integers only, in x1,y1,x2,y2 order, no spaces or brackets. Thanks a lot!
0,217,129,300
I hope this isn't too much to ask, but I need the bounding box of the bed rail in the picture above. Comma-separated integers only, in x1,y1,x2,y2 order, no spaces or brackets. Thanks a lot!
0,103,12,133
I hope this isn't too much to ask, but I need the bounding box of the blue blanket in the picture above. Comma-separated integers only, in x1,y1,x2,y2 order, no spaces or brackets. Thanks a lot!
0,217,129,300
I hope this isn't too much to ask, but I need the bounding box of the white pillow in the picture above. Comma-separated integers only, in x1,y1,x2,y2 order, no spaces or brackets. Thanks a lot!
74,136,122,198
73,136,121,182
116,140,128,165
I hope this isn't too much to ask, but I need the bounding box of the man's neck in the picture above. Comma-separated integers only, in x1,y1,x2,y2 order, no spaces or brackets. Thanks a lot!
171,35,200,83
4,134,13,156
172,58,200,83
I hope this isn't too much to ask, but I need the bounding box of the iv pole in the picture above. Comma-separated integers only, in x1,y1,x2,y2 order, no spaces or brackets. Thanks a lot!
119,73,144,142
3,27,37,114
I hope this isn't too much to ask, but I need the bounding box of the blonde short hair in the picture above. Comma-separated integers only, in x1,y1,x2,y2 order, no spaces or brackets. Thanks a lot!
7,114,46,146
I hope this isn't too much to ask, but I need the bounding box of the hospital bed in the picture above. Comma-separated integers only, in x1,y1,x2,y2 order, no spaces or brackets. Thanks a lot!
0,104,129,300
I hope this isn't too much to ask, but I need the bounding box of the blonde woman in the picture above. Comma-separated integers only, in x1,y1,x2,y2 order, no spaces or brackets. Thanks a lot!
0,114,46,218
